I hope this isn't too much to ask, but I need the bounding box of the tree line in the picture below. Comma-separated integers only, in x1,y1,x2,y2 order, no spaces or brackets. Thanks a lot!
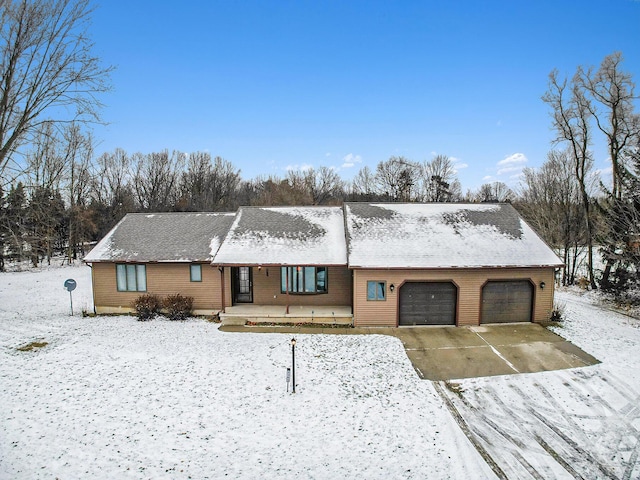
0,141,518,269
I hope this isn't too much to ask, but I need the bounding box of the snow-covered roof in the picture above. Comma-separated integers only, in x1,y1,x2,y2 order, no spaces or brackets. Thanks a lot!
344,203,563,269
212,206,347,266
84,212,236,263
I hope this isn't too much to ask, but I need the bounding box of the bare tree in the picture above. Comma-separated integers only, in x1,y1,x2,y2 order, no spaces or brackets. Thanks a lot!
302,166,345,205
543,69,598,289
350,165,378,200
62,123,94,261
0,0,113,179
93,148,132,207
420,154,461,202
474,182,514,203
0,183,6,269
580,52,639,201
284,169,312,204
374,156,418,202
24,122,65,190
518,150,586,285
178,153,241,211
576,52,640,289
249,174,306,206
133,150,184,211
92,148,135,236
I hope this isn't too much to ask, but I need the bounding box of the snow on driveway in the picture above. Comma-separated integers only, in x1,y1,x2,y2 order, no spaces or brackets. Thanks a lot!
0,265,493,479
442,290,640,479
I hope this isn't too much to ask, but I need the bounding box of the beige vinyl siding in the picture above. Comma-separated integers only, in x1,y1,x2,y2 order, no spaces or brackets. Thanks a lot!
353,267,555,327
91,262,223,315
228,266,352,307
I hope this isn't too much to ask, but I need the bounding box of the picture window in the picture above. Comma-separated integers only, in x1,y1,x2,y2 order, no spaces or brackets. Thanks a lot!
281,266,328,294
116,264,147,292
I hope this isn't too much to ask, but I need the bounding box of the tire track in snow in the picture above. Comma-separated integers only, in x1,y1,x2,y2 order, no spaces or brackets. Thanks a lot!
441,369,639,480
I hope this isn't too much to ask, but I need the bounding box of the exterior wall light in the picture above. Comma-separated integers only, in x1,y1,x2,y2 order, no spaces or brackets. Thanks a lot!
389,284,395,292
540,281,546,289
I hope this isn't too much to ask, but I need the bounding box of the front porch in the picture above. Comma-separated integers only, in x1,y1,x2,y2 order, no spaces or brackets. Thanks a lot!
219,305,353,326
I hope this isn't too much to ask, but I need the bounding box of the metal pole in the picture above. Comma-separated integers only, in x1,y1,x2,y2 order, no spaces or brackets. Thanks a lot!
291,338,296,394
69,290,73,316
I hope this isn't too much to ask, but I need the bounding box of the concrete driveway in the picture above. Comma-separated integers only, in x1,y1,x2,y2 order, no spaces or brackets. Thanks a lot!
394,323,599,380
219,322,599,380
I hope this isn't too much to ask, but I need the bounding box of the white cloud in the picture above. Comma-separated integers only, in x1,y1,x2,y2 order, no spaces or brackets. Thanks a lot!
482,175,493,181
497,153,527,167
341,153,362,169
496,153,528,176
285,163,313,172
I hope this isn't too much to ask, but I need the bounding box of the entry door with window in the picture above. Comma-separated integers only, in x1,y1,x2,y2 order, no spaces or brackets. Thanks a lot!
233,267,253,303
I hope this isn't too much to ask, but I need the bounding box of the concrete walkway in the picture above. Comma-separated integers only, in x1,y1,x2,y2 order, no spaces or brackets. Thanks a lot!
218,322,599,380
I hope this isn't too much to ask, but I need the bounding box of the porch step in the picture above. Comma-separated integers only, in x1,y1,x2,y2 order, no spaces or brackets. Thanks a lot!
219,315,250,326
219,309,353,327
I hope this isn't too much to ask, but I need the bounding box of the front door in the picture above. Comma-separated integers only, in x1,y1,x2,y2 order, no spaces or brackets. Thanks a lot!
232,267,253,304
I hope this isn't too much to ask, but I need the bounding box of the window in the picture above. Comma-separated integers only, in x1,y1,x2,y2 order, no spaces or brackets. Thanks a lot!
367,281,386,301
116,264,146,292
190,264,202,282
281,266,328,294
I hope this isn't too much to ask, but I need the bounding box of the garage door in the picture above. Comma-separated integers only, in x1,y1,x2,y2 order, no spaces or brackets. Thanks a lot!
399,282,457,326
481,281,533,324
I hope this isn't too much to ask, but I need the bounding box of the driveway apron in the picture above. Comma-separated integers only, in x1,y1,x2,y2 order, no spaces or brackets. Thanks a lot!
394,323,599,381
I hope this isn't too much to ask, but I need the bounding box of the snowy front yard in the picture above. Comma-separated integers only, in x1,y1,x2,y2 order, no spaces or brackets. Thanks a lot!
1,266,639,479
0,265,490,479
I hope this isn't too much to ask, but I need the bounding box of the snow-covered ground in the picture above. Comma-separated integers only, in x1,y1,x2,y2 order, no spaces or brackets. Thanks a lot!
2,266,639,479
442,289,640,479
0,265,492,479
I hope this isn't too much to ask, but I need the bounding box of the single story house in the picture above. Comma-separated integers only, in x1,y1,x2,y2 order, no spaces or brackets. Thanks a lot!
84,203,563,327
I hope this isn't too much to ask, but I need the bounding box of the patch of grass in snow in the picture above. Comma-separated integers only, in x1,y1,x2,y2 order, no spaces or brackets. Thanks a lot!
16,340,48,352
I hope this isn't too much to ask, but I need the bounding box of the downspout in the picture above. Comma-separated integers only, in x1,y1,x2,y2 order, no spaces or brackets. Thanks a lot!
88,262,96,315
218,266,225,313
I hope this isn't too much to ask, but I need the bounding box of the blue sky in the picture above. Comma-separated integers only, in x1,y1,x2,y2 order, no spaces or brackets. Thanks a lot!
90,0,640,191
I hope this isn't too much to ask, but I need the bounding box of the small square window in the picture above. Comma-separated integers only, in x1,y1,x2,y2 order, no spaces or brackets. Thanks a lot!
367,281,386,301
190,264,202,282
